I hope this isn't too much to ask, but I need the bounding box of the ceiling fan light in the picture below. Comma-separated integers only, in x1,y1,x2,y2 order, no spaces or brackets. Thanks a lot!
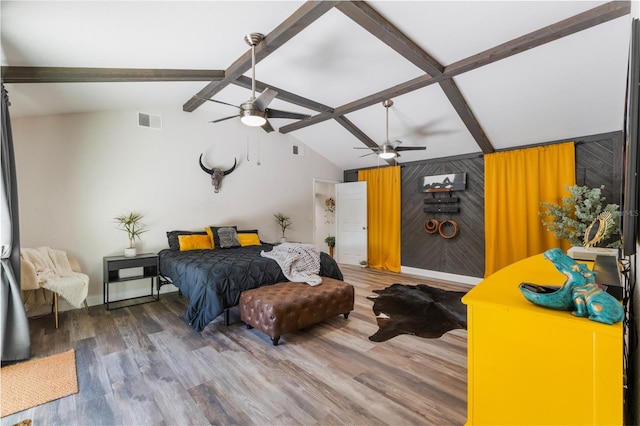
240,108,267,127
379,151,397,159
378,143,397,159
240,114,267,127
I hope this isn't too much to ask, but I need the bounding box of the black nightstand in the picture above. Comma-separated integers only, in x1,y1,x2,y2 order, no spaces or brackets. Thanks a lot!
103,253,159,310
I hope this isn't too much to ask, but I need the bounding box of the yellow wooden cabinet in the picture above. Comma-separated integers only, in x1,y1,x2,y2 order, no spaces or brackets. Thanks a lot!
462,254,622,425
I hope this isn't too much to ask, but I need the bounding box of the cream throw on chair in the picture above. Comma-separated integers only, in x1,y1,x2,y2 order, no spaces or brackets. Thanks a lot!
21,247,89,327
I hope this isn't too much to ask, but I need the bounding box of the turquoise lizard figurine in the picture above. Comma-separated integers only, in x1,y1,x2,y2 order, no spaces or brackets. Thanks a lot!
519,248,624,325
571,283,624,324
519,248,590,310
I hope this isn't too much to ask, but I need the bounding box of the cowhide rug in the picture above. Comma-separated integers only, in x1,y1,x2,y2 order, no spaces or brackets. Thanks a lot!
367,283,468,342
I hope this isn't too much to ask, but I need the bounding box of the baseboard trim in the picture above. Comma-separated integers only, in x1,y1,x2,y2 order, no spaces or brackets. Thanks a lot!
400,266,482,286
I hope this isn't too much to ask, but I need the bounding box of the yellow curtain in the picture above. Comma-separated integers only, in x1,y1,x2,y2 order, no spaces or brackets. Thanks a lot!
358,166,401,272
484,142,575,277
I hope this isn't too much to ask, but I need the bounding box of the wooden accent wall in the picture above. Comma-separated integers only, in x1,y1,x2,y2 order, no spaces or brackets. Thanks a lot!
344,131,624,278
576,132,624,205
401,154,485,277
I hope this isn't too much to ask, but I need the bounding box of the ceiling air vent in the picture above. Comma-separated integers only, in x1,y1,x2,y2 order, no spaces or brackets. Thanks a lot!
138,112,162,130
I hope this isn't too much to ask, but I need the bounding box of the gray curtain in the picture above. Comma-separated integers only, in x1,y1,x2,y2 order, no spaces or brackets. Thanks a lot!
1,82,30,362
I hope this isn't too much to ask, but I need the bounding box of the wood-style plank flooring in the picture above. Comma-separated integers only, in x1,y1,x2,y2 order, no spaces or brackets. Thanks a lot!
2,265,471,426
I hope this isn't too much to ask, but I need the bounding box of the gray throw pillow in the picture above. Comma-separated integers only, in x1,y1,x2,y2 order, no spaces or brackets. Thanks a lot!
217,227,240,248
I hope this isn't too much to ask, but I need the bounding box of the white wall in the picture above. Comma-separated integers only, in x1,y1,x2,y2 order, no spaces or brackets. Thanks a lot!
12,107,343,304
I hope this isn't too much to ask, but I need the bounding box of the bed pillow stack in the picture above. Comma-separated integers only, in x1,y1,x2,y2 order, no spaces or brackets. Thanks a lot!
167,227,262,250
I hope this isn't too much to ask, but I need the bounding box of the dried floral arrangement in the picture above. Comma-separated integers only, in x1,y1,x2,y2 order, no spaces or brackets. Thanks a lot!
325,197,335,213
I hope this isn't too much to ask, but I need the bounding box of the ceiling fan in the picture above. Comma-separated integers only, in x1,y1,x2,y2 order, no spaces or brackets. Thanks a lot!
196,33,311,133
356,99,427,159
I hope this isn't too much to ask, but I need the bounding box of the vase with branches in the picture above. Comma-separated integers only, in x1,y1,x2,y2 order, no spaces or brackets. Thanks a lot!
539,185,621,248
115,212,147,257
274,212,293,242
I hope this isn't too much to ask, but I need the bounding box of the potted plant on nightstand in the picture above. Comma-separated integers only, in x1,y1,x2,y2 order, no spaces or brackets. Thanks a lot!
274,212,293,243
115,212,147,257
324,235,335,257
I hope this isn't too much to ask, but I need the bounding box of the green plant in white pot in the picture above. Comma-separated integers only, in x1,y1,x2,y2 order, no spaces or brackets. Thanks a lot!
115,212,147,257
274,212,292,242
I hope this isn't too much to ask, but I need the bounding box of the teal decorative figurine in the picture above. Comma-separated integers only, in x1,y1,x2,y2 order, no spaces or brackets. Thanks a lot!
570,282,624,325
519,248,592,310
519,248,623,325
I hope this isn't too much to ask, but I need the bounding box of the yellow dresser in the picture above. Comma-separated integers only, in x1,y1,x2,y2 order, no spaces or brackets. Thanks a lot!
462,253,622,425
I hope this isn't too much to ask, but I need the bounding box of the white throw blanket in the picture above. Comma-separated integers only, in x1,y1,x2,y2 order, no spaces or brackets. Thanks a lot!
261,243,322,286
21,247,89,308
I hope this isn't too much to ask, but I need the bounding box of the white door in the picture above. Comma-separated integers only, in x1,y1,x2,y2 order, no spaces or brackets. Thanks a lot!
336,181,367,265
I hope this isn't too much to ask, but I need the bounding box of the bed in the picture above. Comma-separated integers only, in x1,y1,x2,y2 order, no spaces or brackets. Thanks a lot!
158,243,343,331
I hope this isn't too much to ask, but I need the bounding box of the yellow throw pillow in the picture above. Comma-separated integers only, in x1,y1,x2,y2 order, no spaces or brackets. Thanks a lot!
205,227,215,249
238,233,261,247
178,234,213,251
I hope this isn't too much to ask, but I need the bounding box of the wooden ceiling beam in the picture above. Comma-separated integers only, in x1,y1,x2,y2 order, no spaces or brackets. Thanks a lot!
438,79,494,154
336,2,493,153
281,0,630,135
232,75,334,114
3,65,335,114
335,116,379,149
182,0,339,113
1,66,224,83
6,0,629,160
288,74,496,155
335,116,395,165
445,1,631,77
336,1,443,77
279,73,444,133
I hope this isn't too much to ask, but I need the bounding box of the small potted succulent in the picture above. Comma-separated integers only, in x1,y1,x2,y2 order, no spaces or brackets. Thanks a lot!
115,212,147,257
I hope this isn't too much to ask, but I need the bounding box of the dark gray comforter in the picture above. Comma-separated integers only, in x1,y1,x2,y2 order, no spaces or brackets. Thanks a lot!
158,244,343,331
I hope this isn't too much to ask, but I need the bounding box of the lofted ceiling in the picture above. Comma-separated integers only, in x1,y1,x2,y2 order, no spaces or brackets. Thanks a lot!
1,1,634,170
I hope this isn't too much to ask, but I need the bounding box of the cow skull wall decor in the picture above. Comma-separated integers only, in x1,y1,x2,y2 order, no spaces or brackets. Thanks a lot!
199,154,237,193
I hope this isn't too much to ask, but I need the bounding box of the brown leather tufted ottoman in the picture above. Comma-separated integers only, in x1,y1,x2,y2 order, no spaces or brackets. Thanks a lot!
239,277,354,346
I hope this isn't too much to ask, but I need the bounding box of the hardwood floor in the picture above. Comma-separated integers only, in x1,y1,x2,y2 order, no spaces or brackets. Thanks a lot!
2,265,471,426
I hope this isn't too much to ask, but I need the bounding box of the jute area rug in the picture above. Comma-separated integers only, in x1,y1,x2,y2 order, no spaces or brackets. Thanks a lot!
1,349,78,417
368,283,467,342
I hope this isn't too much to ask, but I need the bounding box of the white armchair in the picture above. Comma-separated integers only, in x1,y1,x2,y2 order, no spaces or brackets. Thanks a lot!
21,248,89,328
